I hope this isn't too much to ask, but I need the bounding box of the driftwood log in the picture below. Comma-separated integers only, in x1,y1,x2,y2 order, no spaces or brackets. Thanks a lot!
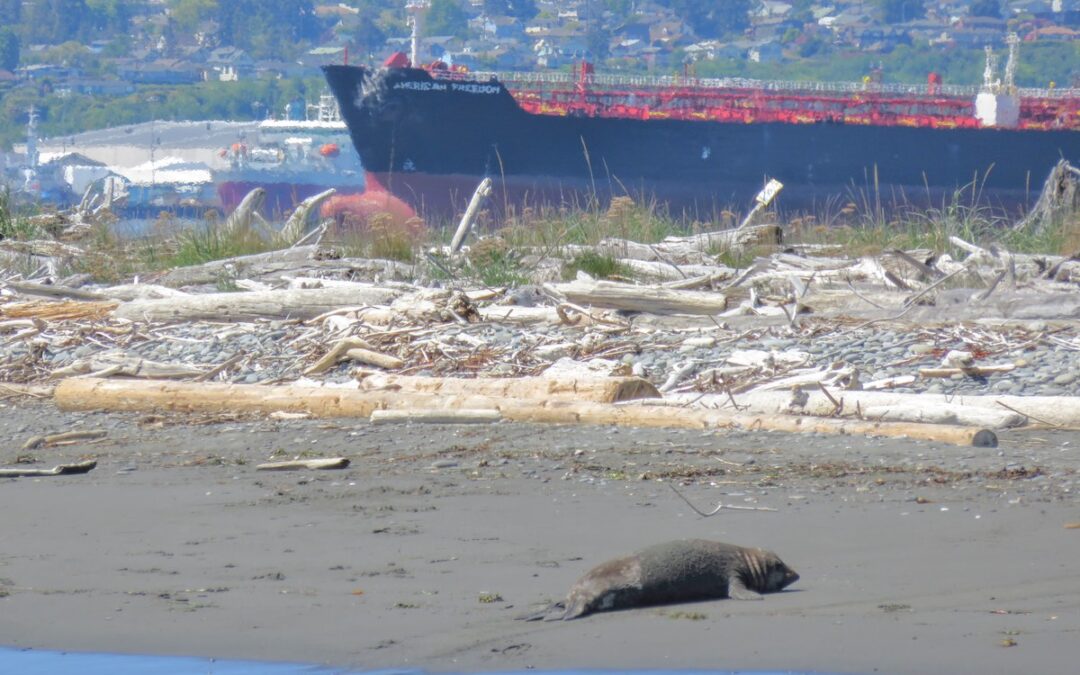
356,373,660,403
158,246,415,286
661,389,1080,429
255,458,349,471
0,460,97,477
545,278,727,315
55,378,996,447
113,286,402,322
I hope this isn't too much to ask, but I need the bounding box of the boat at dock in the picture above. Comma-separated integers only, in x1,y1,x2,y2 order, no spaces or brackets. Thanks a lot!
214,94,366,215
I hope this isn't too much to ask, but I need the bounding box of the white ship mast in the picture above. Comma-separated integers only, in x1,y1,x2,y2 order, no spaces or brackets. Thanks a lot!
406,0,430,67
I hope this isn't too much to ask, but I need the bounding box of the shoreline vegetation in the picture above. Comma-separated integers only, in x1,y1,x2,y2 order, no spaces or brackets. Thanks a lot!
2,177,1077,287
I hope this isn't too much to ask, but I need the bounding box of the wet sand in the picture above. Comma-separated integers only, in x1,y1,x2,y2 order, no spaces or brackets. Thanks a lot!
1,400,1078,674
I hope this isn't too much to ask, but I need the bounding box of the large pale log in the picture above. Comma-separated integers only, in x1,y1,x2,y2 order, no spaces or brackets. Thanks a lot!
159,246,319,286
158,246,415,286
859,404,1023,429
55,378,997,447
662,389,1058,429
356,373,661,403
3,280,105,301
545,278,727,315
100,283,190,301
662,224,782,253
555,227,777,265
616,259,736,282
113,286,402,322
0,240,85,259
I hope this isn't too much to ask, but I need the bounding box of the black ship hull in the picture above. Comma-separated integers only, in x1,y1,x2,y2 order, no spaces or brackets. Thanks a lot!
323,65,1080,219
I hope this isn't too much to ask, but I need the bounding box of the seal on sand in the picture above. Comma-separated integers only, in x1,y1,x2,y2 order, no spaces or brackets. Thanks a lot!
521,539,799,621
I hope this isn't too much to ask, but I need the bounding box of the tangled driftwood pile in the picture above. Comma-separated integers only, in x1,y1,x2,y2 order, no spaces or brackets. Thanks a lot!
3,186,1080,450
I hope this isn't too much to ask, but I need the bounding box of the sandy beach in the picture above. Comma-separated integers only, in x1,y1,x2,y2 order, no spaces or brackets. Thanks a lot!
0,398,1076,674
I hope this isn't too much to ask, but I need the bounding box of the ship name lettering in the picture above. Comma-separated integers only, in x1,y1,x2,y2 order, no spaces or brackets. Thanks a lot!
450,83,500,95
394,81,449,91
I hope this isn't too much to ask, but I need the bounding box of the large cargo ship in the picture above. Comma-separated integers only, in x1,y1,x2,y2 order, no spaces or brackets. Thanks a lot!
323,36,1080,220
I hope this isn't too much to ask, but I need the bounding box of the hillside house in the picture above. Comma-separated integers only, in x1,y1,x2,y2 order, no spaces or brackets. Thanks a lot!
116,59,203,85
205,47,255,81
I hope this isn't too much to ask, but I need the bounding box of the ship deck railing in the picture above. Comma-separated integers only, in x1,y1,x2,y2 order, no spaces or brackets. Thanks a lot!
429,68,1080,101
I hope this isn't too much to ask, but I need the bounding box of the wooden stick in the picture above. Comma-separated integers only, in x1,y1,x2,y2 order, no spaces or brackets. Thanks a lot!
22,429,107,450
668,483,777,515
450,177,493,254
55,378,999,447
0,460,97,477
255,458,350,471
344,348,404,370
304,336,376,374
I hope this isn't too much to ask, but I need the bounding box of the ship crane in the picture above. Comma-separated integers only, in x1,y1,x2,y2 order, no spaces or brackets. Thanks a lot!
975,33,1021,128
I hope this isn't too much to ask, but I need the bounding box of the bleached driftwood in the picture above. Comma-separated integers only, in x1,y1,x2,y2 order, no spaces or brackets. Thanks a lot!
22,429,107,450
305,336,377,374
356,373,660,403
450,178,493,253
862,375,917,390
344,348,404,370
859,404,1023,429
370,408,502,424
661,224,782,255
159,246,321,286
615,259,736,283
114,286,402,322
54,377,997,447
255,457,350,471
3,280,106,301
50,352,207,379
545,278,727,315
1013,159,1080,234
0,460,97,477
277,188,336,245
662,389,1043,429
100,284,191,301
0,240,85,260
745,362,858,392
219,186,268,237
918,364,1016,378
159,246,416,287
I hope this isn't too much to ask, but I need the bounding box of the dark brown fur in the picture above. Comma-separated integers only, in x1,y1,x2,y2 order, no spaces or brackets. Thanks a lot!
522,539,799,621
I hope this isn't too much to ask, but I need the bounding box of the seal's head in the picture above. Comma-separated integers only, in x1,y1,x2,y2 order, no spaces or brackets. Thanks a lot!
744,548,800,593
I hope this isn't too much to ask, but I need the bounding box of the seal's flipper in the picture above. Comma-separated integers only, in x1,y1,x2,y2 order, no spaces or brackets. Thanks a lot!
729,577,763,600
517,602,564,621
559,597,589,620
